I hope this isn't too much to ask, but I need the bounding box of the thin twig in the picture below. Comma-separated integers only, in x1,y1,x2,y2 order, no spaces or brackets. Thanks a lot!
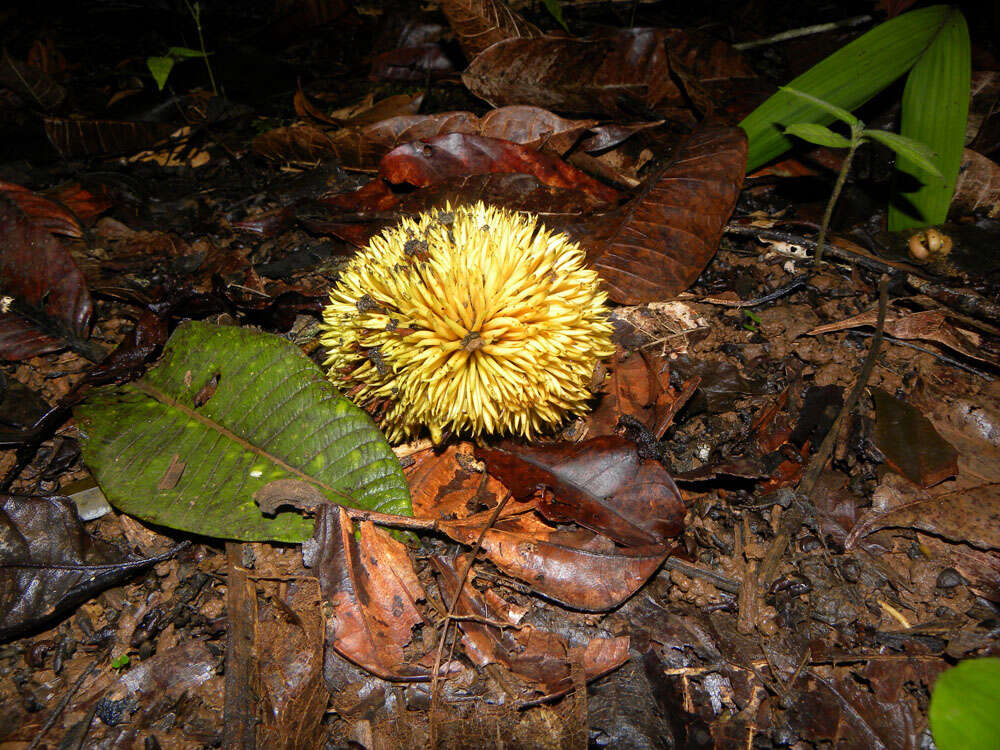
27,659,98,750
429,491,513,724
2,541,191,572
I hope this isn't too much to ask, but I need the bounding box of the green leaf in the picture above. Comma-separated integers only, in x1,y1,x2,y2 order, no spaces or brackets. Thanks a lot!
740,5,952,172
930,658,1000,750
784,123,852,149
541,0,570,33
75,321,411,543
146,56,175,91
863,130,943,177
889,8,970,230
166,46,209,60
781,87,860,128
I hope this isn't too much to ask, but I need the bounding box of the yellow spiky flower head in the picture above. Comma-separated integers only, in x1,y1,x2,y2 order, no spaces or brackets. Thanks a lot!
319,202,615,443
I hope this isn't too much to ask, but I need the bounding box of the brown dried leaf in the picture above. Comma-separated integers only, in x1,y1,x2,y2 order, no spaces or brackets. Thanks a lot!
432,555,629,693
0,181,82,237
951,148,1000,218
42,117,178,159
0,196,94,361
439,509,669,610
808,308,997,366
872,387,958,488
477,435,685,546
462,29,684,117
405,443,506,520
439,0,542,60
845,474,1000,551
251,123,336,163
308,506,429,680
379,133,621,205
588,126,747,303
0,51,66,110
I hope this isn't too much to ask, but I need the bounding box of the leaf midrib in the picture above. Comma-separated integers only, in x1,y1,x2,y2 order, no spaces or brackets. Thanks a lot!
131,379,356,506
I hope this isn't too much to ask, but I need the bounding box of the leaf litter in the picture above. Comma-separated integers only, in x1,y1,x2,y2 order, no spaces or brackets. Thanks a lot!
0,0,999,748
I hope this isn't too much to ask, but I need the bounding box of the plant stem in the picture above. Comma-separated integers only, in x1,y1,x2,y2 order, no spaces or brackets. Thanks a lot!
185,0,217,96
814,137,858,266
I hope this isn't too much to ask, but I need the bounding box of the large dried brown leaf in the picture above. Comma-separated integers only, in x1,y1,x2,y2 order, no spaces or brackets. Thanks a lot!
588,126,747,303
439,0,542,60
0,196,95,361
462,29,684,117
406,443,506,520
307,505,429,681
251,123,336,163
432,555,629,693
379,133,621,205
951,148,1000,218
439,509,669,610
477,435,685,546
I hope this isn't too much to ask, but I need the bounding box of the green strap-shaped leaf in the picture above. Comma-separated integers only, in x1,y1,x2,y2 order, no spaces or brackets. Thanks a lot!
75,321,411,543
740,6,952,172
889,8,970,230
784,123,852,149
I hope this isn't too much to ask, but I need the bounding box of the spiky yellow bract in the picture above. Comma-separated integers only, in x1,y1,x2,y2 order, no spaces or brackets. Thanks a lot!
319,202,615,444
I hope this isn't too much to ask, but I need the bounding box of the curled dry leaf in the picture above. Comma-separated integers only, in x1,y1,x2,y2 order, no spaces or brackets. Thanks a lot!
587,126,748,304
405,443,507,520
432,555,630,694
476,435,685,547
379,133,621,205
439,509,669,611
306,505,429,681
951,149,1000,219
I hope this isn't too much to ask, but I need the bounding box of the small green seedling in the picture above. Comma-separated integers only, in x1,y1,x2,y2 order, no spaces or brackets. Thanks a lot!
780,87,942,266
146,1,217,95
742,310,762,333
110,654,131,670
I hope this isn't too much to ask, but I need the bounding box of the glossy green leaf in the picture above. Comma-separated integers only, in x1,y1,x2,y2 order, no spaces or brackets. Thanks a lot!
888,8,970,230
930,658,1000,750
166,46,208,59
541,0,569,33
863,130,943,178
75,321,411,543
784,123,852,149
740,5,952,171
781,87,860,128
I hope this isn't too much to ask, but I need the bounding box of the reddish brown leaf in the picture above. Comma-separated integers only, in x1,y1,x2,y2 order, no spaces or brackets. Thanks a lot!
462,29,684,117
439,0,542,60
477,106,595,154
439,509,669,610
308,506,429,681
477,435,685,546
0,313,62,360
432,555,629,693
44,183,112,227
379,133,621,205
0,196,96,361
0,181,82,237
588,126,747,303
872,388,959,488
406,443,506,520
663,29,757,117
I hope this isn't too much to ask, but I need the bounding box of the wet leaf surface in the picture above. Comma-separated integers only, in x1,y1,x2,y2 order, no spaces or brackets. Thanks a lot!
872,387,959,487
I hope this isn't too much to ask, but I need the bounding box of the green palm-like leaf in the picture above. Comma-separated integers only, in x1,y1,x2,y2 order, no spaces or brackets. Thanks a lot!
889,8,970,230
784,123,852,149
863,130,943,178
741,5,952,172
75,321,411,543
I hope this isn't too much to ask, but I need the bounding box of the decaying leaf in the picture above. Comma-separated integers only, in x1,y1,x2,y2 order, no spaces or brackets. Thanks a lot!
872,387,959,488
